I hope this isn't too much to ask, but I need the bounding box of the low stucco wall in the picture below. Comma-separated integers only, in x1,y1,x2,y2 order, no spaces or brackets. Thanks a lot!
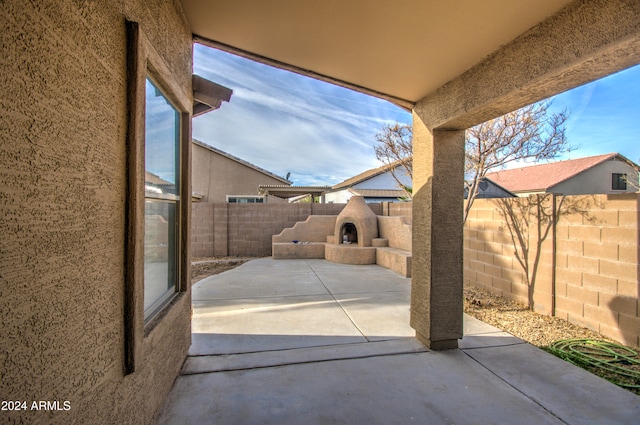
273,215,337,243
378,216,412,251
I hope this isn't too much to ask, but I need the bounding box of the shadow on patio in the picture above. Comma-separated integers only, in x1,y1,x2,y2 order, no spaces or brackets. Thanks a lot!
156,258,638,425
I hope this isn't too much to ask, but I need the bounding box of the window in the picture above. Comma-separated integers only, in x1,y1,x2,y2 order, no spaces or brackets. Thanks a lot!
124,20,192,374
227,196,264,203
612,173,627,191
143,77,181,321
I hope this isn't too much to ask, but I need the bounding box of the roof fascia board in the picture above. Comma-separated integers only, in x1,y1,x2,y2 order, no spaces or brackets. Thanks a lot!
192,74,233,117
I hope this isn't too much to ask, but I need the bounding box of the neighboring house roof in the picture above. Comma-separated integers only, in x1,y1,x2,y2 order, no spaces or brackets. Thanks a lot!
332,161,404,190
145,171,173,186
485,153,639,193
466,177,516,199
192,139,291,184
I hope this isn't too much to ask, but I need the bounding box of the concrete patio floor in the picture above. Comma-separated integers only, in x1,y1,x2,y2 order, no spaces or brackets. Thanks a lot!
156,258,639,424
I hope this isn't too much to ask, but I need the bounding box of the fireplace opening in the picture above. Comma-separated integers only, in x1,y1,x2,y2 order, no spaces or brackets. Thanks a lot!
341,223,358,244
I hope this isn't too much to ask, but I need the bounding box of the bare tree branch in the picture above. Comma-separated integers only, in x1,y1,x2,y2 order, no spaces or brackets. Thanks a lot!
463,100,573,222
373,123,413,199
373,101,573,210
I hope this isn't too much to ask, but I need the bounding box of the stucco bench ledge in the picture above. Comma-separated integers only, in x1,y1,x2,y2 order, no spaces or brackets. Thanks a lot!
272,242,326,259
375,247,412,277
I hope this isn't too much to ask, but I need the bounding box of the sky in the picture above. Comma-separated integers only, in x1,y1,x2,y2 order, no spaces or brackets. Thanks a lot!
193,44,640,186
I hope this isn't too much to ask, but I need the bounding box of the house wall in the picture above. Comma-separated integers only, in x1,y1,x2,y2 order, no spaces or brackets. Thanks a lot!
325,189,350,203
475,181,515,198
325,168,412,203
551,158,640,195
464,194,640,348
192,142,288,202
355,170,411,190
1,1,192,424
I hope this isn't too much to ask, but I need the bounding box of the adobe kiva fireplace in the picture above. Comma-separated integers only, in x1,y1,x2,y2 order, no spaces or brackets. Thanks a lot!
272,195,413,276
325,196,378,264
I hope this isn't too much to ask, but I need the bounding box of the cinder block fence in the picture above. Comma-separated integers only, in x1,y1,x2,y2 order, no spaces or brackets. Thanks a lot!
192,202,414,257
191,196,639,347
464,194,640,348
192,203,364,257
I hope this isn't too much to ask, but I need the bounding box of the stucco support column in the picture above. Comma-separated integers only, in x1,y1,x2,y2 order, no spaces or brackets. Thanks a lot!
411,111,464,350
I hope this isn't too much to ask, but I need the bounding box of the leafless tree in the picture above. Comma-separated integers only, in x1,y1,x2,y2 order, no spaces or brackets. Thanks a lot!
464,101,572,222
622,165,640,192
495,194,597,310
373,123,413,199
374,101,572,212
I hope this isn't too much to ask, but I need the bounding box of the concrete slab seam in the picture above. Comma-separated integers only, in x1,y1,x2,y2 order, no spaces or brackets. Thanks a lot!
461,342,527,350
304,259,370,340
186,336,411,358
459,348,569,424
181,349,429,376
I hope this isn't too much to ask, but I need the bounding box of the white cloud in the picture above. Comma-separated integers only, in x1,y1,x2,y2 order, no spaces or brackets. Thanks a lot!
193,45,411,185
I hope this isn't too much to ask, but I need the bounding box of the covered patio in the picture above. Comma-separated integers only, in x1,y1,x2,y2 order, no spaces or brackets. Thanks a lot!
156,259,638,424
182,0,640,350
3,1,639,423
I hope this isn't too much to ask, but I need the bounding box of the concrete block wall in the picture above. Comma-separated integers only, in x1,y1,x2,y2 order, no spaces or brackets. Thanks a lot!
464,194,640,348
554,194,640,347
380,201,412,221
191,203,215,257
464,200,529,302
192,202,347,257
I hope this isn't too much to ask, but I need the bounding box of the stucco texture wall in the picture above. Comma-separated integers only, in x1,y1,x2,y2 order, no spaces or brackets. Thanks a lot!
464,194,640,348
192,142,288,203
1,1,192,424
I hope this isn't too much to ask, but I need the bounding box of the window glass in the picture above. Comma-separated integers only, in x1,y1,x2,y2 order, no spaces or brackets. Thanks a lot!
144,200,176,315
612,173,627,191
145,78,179,196
228,196,264,203
144,77,180,320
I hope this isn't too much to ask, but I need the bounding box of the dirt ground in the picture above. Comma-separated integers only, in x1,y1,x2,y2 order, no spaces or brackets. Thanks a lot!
190,258,638,394
191,257,250,285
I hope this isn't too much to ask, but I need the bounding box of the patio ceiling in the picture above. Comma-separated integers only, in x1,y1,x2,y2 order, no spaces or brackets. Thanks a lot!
180,0,574,108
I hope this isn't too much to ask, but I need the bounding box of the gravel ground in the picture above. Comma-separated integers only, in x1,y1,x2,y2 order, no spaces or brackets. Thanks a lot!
463,284,608,347
190,258,638,394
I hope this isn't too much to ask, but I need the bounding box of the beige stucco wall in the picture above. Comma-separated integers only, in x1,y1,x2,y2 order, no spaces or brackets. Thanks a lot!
192,142,288,202
1,1,192,424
